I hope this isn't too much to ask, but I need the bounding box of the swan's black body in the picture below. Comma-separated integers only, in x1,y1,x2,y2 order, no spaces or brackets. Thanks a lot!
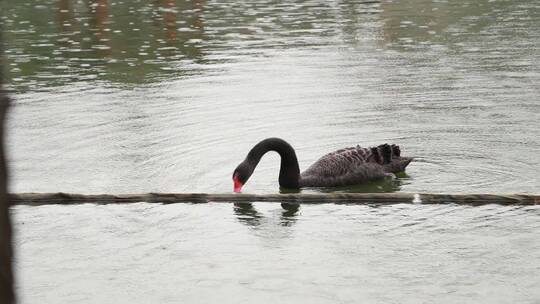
232,138,412,191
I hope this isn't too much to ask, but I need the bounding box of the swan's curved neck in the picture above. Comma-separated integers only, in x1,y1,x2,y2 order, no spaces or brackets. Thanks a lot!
246,138,300,189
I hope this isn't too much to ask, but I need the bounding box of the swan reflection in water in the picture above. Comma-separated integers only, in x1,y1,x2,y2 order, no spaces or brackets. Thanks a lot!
314,171,409,193
233,202,300,228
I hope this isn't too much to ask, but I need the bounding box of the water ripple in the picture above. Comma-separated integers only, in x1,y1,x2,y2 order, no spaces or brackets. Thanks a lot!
5,0,540,196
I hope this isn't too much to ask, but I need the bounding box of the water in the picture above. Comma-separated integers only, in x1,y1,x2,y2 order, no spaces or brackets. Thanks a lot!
12,203,540,303
3,0,540,302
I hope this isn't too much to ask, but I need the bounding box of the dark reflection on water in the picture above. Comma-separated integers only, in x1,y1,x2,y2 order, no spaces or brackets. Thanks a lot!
233,202,299,228
276,174,404,194
314,173,407,193
233,202,263,227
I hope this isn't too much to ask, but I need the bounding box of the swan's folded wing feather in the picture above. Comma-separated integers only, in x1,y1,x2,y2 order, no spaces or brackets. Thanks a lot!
301,162,387,187
301,144,410,180
301,146,371,177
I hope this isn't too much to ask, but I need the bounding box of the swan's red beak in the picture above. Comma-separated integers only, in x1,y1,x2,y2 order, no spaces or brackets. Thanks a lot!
233,176,243,193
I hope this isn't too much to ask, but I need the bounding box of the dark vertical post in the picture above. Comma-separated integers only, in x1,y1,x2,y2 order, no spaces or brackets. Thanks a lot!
0,19,15,304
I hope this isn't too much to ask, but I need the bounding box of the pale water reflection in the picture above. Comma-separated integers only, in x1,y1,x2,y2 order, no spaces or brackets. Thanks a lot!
12,203,540,303
3,0,540,302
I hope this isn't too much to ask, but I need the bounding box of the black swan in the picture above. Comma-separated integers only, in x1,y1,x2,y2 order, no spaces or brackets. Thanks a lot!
232,137,412,192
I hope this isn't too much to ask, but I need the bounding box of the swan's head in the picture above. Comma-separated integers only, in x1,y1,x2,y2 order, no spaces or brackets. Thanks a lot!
232,161,254,193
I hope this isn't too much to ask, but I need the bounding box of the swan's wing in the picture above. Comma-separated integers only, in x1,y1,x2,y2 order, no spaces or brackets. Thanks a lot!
301,144,406,178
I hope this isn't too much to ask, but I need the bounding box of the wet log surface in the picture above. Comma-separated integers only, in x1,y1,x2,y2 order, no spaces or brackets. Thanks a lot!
9,192,540,206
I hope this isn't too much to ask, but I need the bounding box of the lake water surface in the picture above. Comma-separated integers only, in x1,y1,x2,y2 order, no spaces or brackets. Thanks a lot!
3,0,540,302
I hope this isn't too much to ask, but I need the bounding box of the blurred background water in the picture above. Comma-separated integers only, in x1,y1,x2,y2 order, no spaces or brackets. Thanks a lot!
2,0,540,303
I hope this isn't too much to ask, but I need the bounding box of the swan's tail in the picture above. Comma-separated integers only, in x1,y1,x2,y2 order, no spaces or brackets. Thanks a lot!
370,144,412,173
384,157,413,173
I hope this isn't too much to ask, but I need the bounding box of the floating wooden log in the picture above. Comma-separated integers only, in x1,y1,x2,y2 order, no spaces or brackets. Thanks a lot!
8,192,540,206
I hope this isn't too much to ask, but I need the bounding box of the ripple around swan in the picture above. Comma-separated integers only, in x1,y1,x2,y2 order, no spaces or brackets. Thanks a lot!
9,69,540,194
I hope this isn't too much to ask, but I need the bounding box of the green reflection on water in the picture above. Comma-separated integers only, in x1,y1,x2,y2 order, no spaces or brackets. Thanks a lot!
2,0,207,89
2,0,537,91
